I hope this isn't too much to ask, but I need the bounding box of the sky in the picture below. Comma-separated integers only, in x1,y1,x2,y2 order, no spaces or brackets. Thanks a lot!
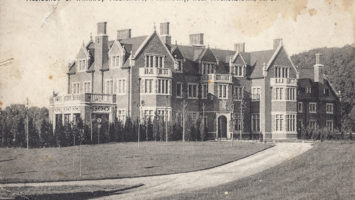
0,0,353,107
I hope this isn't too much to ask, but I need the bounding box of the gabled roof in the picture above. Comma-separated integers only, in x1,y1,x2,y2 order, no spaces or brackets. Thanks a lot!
249,49,275,78
210,48,235,63
108,40,126,55
198,48,217,63
120,35,147,55
133,31,175,61
266,44,298,74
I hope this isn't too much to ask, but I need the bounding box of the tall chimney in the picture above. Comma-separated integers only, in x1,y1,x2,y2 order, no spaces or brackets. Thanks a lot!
189,33,204,46
234,43,245,53
160,22,171,47
117,29,131,40
97,22,107,35
273,38,283,49
95,22,109,70
314,53,324,83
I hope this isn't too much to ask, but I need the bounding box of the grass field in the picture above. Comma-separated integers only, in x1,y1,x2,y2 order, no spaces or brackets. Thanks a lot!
161,141,354,200
0,141,272,183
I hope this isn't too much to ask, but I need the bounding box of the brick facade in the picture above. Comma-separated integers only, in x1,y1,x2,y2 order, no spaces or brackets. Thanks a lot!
49,22,340,140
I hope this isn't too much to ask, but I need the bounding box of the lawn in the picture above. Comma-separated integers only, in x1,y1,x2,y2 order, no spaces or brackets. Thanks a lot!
161,141,354,200
0,141,272,183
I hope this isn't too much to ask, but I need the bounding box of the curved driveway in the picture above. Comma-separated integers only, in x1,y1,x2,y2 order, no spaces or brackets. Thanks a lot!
1,142,312,200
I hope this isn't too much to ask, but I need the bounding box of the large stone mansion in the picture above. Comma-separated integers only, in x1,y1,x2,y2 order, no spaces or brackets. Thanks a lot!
49,21,340,140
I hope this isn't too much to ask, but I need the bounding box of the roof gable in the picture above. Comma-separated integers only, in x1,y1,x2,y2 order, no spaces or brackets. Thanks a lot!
133,31,175,62
266,45,298,74
76,44,90,59
231,53,247,66
172,47,184,60
108,40,126,56
199,48,217,62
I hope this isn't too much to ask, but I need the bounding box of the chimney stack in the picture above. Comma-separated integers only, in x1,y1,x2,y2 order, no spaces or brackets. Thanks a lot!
97,22,107,35
273,38,283,49
117,29,131,40
95,22,109,73
160,22,169,35
189,33,204,46
314,53,324,83
160,22,171,47
234,43,245,53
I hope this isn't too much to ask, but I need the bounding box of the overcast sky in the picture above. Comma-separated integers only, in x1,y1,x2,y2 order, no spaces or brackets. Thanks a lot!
0,0,353,107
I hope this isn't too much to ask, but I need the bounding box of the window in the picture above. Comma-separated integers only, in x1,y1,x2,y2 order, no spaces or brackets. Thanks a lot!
111,55,120,67
274,87,283,100
117,110,126,122
251,114,260,132
218,84,228,99
157,79,170,94
235,114,241,131
176,59,183,72
201,62,215,74
326,120,333,131
64,114,70,124
233,87,243,100
189,112,198,122
72,82,80,94
188,83,198,98
306,87,312,94
145,55,164,68
286,114,296,132
117,79,126,94
78,59,87,71
274,66,289,78
201,84,208,99
326,103,334,114
275,114,284,131
286,87,296,100
157,109,169,121
143,110,154,121
323,88,329,96
252,87,261,101
298,120,303,129
309,120,317,129
298,102,303,113
105,79,113,94
176,82,182,98
84,81,91,93
309,102,317,113
233,65,244,77
143,79,153,94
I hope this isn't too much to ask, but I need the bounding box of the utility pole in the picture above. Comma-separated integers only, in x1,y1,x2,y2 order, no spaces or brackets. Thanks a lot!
182,99,188,142
25,98,29,150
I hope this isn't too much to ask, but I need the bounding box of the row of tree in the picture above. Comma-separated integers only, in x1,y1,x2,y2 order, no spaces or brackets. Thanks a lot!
0,105,209,148
0,104,353,148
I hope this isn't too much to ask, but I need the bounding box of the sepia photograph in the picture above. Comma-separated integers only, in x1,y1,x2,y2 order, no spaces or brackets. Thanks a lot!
0,0,354,199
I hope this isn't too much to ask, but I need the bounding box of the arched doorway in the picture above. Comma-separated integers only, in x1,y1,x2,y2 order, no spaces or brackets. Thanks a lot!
218,115,227,138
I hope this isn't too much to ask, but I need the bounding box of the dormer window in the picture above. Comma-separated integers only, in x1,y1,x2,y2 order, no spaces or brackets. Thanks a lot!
78,59,87,72
111,55,121,68
108,41,125,69
306,87,312,94
233,65,244,77
201,62,215,75
175,59,183,72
